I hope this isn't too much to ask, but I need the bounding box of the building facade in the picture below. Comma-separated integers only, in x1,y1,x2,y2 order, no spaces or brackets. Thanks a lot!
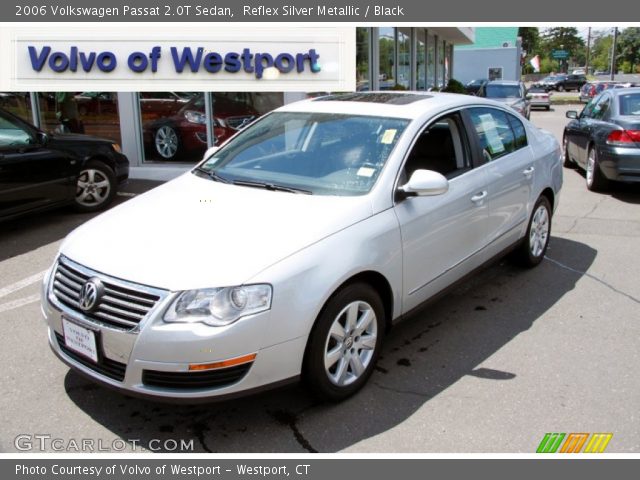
1,27,473,180
453,27,523,84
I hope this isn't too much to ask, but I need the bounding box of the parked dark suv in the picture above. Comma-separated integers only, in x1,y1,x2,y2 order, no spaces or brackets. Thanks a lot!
0,108,129,221
537,74,587,92
477,80,531,119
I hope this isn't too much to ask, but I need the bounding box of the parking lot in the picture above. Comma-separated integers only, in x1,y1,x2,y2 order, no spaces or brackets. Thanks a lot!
1,104,639,453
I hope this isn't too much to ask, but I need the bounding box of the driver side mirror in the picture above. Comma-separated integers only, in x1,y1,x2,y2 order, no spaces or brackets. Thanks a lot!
36,131,49,145
566,110,578,119
399,169,449,197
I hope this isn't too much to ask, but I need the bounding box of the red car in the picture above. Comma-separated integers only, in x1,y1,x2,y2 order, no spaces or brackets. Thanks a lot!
143,94,258,161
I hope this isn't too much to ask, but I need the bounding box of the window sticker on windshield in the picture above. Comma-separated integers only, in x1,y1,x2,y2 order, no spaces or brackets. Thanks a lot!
478,114,506,155
357,167,376,178
381,129,397,144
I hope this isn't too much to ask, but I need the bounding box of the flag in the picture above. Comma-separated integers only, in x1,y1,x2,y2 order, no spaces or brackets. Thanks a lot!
530,55,540,73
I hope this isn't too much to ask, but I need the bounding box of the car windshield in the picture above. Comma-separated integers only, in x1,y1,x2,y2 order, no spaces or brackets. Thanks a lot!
485,85,521,98
196,111,410,196
619,93,640,116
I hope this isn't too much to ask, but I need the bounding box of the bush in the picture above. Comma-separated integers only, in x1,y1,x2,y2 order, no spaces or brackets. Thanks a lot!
441,78,467,94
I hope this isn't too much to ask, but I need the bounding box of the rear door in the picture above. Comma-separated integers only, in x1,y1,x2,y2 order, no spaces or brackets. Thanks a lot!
0,112,75,218
465,107,534,249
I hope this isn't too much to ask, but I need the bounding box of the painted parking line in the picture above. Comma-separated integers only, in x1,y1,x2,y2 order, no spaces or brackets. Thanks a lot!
0,293,40,314
0,270,47,300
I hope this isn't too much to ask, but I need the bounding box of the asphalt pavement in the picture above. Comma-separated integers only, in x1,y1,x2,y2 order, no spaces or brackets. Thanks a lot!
0,107,638,453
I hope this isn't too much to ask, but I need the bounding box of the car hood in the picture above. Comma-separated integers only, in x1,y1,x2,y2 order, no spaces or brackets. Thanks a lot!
48,133,112,146
59,173,374,291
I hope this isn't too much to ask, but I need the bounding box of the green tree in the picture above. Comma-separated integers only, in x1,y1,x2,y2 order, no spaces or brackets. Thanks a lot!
617,27,640,72
590,31,613,72
518,27,540,55
540,27,586,71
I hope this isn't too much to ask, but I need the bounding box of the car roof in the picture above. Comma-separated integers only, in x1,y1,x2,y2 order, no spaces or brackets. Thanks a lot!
486,80,521,85
277,92,507,120
607,87,640,96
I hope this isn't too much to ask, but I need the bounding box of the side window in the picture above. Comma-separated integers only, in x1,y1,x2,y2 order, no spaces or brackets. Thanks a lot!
467,107,516,161
582,94,602,118
507,113,528,149
592,95,611,120
0,115,33,149
404,113,469,180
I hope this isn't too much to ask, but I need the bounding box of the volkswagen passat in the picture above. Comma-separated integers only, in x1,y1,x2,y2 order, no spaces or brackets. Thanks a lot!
42,92,562,402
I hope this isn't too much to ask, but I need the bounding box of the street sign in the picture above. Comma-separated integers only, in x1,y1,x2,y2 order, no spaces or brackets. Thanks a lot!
552,50,570,59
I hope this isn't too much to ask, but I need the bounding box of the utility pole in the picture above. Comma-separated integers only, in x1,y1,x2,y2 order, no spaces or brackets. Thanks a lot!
610,27,618,81
585,27,591,74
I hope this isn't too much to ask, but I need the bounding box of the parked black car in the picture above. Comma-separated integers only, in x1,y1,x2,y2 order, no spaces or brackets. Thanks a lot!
0,108,129,221
477,80,531,119
563,87,640,191
465,78,488,95
536,74,587,92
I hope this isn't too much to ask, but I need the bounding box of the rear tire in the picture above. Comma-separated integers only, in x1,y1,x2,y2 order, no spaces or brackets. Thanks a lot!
513,196,552,268
303,283,385,402
586,146,609,192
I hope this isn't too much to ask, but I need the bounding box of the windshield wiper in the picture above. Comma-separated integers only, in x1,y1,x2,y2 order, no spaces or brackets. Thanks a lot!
233,179,312,195
194,167,231,184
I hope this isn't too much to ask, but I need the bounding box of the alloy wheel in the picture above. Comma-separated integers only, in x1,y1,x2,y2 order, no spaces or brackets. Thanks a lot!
323,300,378,387
529,204,549,258
76,169,111,207
155,126,179,159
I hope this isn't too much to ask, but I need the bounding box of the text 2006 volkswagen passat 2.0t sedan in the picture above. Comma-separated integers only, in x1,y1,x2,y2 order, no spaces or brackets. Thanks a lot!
42,92,562,402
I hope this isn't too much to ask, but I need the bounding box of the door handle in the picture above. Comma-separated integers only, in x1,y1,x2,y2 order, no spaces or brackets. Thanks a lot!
471,191,487,203
523,166,535,178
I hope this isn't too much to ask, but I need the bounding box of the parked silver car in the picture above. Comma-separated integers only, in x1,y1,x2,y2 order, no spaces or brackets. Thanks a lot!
42,92,563,402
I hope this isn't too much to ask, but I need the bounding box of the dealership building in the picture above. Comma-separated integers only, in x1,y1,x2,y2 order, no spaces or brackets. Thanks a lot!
1,27,473,180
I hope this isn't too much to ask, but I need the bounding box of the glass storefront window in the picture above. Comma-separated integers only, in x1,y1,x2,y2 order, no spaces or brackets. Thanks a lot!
437,40,445,88
356,27,370,92
37,92,121,145
140,92,281,163
417,31,426,91
397,29,411,90
427,34,436,90
0,93,34,123
379,27,395,90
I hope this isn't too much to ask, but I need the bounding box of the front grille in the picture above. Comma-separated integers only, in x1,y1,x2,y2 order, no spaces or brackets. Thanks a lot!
51,257,163,330
55,333,126,382
142,364,252,390
226,115,255,130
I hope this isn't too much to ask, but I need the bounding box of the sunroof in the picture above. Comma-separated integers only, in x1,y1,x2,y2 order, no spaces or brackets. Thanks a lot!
314,92,432,105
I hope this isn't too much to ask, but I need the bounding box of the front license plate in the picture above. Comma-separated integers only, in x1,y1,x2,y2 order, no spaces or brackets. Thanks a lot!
62,318,98,363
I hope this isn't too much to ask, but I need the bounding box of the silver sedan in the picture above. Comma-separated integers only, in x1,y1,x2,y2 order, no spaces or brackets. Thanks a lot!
42,92,563,402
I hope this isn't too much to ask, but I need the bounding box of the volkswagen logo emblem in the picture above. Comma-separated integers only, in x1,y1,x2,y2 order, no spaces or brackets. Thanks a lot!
79,278,104,312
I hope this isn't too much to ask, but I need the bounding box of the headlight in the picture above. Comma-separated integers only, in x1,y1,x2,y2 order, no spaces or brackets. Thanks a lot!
184,110,206,124
164,284,272,326
111,143,122,153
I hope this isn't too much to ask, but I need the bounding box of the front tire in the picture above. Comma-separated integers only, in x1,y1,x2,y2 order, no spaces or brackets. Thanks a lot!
74,160,116,213
513,196,552,268
303,283,385,401
586,146,609,192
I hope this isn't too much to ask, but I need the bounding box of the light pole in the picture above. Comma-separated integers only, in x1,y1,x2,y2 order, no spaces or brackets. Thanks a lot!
610,27,618,81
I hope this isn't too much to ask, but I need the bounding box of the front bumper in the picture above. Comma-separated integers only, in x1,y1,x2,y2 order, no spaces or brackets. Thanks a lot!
42,257,306,401
598,145,640,183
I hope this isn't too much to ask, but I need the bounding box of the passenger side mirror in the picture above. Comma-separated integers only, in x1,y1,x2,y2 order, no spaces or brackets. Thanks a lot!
399,169,449,197
566,110,578,119
203,145,219,160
